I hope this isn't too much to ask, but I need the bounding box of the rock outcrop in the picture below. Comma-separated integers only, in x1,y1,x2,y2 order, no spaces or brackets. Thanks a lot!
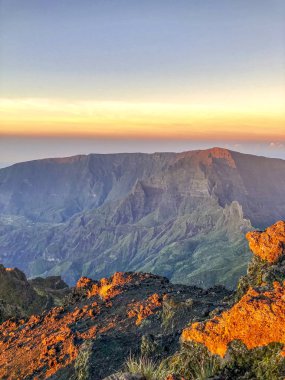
0,271,229,379
182,221,285,358
182,281,285,357
0,264,69,322
246,220,285,263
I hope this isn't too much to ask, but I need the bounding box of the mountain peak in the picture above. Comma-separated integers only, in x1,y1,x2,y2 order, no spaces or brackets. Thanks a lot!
199,147,236,168
177,147,236,168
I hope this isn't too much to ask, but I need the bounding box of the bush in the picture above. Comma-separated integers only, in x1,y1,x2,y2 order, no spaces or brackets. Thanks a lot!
74,340,94,380
124,354,168,380
163,342,221,380
219,340,285,380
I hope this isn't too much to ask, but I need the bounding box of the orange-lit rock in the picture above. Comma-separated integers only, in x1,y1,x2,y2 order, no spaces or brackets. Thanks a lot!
165,375,179,380
76,276,93,288
0,274,136,379
177,147,237,168
0,270,228,379
182,221,285,357
182,281,285,357
0,272,167,379
246,220,285,263
87,272,132,300
127,293,162,325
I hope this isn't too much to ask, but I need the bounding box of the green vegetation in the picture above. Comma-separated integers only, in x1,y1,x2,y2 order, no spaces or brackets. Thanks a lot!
74,341,94,380
123,343,221,380
124,341,285,380
219,341,285,380
124,355,168,380
0,150,261,289
143,340,285,380
235,255,285,301
163,342,221,380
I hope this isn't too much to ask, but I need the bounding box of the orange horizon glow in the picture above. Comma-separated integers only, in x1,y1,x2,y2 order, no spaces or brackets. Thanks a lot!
0,97,284,141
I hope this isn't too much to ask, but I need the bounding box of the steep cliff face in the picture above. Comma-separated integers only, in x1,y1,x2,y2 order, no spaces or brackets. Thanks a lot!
1,148,284,225
0,271,229,380
1,148,285,287
182,221,285,358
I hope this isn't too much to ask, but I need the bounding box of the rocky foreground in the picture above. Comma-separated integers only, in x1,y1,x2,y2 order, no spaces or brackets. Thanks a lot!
0,271,229,379
1,221,285,379
182,221,285,352
180,220,285,379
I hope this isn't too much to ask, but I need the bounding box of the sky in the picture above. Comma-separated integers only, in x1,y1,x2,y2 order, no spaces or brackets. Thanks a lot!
0,0,284,164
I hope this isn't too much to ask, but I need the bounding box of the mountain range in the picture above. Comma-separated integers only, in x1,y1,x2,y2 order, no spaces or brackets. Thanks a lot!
1,147,285,287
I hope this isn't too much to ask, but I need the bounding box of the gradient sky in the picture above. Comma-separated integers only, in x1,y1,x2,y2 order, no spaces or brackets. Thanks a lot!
0,0,284,163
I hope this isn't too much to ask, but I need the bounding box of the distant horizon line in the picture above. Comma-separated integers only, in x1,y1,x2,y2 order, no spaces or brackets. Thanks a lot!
1,133,285,142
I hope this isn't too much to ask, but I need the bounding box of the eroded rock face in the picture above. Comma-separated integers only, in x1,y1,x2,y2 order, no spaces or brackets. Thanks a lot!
246,220,285,263
2,147,285,289
182,221,285,358
0,271,229,380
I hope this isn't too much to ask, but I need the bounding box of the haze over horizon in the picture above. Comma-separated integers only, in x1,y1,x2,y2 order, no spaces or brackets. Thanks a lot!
0,0,284,162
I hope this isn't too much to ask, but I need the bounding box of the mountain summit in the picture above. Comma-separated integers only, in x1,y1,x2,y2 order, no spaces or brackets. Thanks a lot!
0,148,285,287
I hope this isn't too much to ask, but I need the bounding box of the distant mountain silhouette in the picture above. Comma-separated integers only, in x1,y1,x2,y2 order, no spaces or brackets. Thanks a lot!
0,147,285,287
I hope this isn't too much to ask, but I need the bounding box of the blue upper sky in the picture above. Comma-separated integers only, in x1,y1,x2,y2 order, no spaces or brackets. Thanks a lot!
1,0,284,101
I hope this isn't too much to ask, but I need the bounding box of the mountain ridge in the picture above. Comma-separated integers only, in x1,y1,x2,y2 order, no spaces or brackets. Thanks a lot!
0,147,285,287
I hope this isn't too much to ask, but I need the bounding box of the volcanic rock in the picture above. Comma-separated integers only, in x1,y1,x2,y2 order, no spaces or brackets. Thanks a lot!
0,264,69,322
0,271,229,379
182,221,285,358
246,220,285,263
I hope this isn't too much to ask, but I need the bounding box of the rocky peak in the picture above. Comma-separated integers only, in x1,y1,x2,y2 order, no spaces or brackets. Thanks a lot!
178,147,237,168
1,265,27,282
74,272,170,301
0,263,69,322
204,147,237,168
0,264,38,315
246,220,285,263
